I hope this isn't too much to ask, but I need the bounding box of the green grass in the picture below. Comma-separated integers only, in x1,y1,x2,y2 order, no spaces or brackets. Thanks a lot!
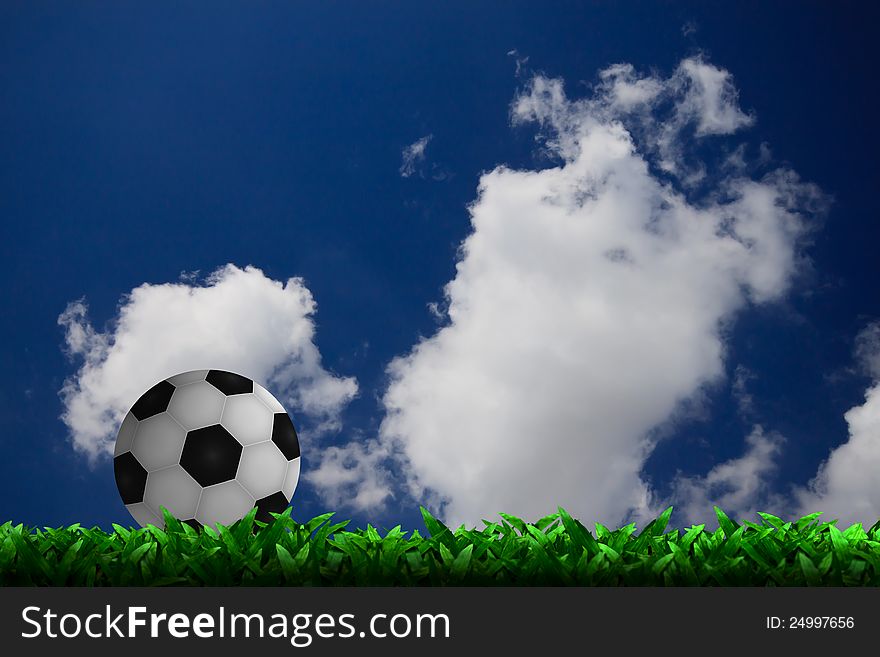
2,506,880,585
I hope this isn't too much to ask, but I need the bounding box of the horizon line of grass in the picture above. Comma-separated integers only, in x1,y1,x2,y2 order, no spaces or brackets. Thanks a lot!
3,506,880,586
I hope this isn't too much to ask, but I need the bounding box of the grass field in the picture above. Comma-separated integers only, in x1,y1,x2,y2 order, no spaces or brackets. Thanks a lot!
2,506,879,586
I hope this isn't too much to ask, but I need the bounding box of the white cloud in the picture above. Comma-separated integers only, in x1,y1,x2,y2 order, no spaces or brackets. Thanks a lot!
326,57,821,529
304,438,393,511
652,57,754,181
674,321,880,530
399,135,432,178
794,322,880,527
58,264,357,461
675,57,754,137
794,384,880,528
515,57,755,184
670,426,787,528
598,63,664,111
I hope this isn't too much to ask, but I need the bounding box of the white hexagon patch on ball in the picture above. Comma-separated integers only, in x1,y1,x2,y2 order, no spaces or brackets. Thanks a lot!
113,369,301,530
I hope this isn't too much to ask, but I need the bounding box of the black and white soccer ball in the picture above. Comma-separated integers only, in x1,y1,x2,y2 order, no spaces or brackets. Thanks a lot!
113,369,301,530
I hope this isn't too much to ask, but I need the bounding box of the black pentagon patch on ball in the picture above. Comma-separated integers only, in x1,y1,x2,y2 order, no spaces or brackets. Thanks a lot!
255,491,289,524
206,370,253,396
130,380,175,421
114,452,148,505
182,519,202,532
180,424,243,487
271,413,300,460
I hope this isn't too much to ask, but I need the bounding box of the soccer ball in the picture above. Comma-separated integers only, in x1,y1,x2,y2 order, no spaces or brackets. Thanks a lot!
113,369,301,529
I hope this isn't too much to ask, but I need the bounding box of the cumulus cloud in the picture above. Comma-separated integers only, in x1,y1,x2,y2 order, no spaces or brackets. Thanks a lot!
327,56,821,528
794,322,880,527
399,135,432,178
58,264,357,461
670,426,787,528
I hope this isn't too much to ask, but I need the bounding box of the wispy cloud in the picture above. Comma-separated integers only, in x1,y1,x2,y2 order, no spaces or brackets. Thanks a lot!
58,264,357,461
304,435,393,511
399,135,432,178
732,365,757,418
855,321,880,378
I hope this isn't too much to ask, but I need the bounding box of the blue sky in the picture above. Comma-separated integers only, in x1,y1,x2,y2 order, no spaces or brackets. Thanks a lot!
1,3,878,532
